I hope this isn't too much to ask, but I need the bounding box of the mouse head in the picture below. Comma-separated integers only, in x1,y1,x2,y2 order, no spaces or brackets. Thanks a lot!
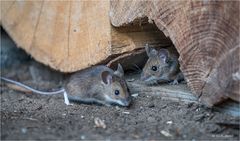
141,44,171,85
101,64,131,106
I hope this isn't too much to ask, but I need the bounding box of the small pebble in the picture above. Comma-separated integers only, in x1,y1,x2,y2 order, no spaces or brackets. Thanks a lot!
196,108,200,112
127,78,135,82
123,111,130,114
147,117,155,122
21,128,27,134
115,106,120,110
94,117,106,129
166,121,173,125
80,135,86,140
148,103,155,108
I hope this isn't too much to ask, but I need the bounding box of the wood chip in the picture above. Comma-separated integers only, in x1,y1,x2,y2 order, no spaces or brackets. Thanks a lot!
160,130,172,137
122,111,130,114
127,78,135,82
6,83,32,93
166,121,173,124
131,93,139,97
94,117,106,129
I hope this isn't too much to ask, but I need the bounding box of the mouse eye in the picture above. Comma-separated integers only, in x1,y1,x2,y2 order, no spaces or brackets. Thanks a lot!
151,66,158,71
115,90,120,95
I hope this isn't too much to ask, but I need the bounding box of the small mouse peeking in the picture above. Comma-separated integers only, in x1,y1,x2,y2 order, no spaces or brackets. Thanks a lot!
1,64,132,107
141,44,184,85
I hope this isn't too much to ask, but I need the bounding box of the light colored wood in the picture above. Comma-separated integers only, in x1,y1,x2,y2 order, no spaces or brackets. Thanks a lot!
110,0,240,107
1,1,169,72
1,1,110,71
6,83,32,94
1,1,43,51
129,83,198,103
0,1,15,22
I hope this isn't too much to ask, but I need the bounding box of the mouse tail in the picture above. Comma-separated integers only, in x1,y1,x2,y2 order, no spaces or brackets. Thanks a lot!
1,77,65,95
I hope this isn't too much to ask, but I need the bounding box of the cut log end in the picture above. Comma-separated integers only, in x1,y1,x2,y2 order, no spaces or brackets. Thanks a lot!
110,0,240,106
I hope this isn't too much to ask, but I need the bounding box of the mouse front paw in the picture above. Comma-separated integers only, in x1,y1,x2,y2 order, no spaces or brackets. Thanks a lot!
66,103,74,106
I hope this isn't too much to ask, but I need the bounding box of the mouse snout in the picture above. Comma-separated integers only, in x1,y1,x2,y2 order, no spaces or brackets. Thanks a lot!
121,97,131,107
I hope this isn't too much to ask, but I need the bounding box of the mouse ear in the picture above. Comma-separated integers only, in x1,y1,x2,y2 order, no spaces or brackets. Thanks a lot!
145,44,158,57
101,71,112,85
114,63,124,78
159,49,169,63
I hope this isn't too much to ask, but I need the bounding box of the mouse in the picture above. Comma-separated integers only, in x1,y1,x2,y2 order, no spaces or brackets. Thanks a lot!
1,64,132,107
141,44,184,85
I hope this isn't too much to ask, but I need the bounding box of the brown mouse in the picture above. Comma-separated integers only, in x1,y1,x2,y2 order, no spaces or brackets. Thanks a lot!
1,64,131,107
141,44,184,85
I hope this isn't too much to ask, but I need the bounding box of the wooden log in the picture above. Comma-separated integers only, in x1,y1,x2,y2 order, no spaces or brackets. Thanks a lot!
110,0,240,106
1,0,170,72
126,76,240,117
130,83,240,117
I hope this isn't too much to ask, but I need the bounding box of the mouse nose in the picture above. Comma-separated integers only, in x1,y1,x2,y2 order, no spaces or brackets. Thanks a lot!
121,97,131,107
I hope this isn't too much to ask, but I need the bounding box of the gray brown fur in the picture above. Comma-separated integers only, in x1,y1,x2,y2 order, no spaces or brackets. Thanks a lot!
66,65,131,106
1,64,131,107
141,44,184,85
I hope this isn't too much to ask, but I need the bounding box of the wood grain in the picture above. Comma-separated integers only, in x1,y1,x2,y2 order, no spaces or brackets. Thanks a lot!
1,1,169,72
126,78,240,117
110,0,240,106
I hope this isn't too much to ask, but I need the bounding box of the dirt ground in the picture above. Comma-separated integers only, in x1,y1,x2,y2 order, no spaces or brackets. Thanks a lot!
1,31,240,140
